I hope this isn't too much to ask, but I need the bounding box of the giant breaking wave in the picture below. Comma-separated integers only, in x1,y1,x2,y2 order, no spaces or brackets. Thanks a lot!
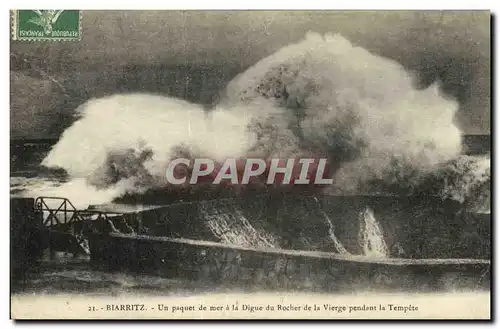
36,33,490,213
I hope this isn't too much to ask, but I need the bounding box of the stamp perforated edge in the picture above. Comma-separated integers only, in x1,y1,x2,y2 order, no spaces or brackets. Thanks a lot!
11,9,83,42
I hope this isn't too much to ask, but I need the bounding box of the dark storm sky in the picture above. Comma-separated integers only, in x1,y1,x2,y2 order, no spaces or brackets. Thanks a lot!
10,11,490,137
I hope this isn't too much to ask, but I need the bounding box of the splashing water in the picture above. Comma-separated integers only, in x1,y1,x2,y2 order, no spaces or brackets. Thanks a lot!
200,202,278,249
438,155,491,213
39,32,462,203
15,178,123,210
358,207,389,258
320,210,350,254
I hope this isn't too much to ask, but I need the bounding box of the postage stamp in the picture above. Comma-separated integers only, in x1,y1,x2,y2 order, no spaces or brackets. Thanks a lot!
9,10,491,320
11,10,81,41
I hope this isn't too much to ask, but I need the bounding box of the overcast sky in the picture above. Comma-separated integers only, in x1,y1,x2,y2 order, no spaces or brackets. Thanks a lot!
10,11,490,135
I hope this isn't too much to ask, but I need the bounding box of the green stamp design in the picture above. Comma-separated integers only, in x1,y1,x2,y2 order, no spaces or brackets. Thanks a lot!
12,10,82,41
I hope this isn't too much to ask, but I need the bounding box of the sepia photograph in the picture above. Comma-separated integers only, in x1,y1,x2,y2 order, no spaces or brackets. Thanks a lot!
9,9,491,320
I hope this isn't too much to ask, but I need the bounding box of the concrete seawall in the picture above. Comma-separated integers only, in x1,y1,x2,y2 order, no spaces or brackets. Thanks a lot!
93,194,491,259
88,233,491,293
10,195,491,293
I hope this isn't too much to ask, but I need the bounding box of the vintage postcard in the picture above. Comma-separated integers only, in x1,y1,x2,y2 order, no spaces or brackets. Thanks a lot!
9,10,491,320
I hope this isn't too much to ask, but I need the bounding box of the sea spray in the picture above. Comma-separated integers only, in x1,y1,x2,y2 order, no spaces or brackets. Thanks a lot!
358,207,389,258
200,202,278,248
20,178,123,209
438,155,491,213
41,32,465,204
223,32,462,193
42,95,261,180
319,209,349,254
